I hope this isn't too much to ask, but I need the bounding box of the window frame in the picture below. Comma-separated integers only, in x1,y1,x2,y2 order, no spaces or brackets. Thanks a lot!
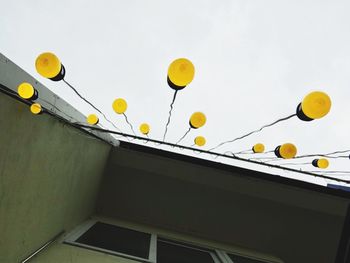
63,219,157,263
216,250,276,263
157,238,221,263
63,219,281,263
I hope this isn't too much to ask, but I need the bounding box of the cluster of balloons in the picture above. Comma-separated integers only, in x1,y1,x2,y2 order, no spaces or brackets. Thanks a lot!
17,82,42,114
16,52,334,170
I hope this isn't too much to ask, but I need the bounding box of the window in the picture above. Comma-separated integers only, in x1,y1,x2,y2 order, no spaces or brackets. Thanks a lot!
64,220,156,262
157,238,220,263
228,254,267,263
64,220,280,263
216,251,269,263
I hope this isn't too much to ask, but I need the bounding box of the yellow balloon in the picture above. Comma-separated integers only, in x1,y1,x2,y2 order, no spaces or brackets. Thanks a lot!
18,82,36,99
189,112,206,129
30,103,42,115
317,158,329,169
276,143,297,159
87,114,99,125
194,136,206,147
301,91,331,119
35,52,62,79
139,123,150,135
168,58,195,88
112,98,128,114
252,143,265,153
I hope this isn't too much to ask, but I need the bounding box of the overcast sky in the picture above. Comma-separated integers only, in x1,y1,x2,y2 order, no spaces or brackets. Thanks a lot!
1,0,350,185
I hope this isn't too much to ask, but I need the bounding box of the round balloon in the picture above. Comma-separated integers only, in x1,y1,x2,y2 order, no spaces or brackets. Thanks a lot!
35,52,63,79
194,136,206,146
189,112,206,129
139,123,150,135
301,91,331,119
18,82,36,100
87,114,99,125
112,98,128,114
275,143,297,159
167,58,195,89
252,143,265,153
30,103,42,115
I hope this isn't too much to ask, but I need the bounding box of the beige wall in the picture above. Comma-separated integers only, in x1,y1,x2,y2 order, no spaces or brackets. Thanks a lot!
31,243,135,263
0,93,111,262
31,216,282,263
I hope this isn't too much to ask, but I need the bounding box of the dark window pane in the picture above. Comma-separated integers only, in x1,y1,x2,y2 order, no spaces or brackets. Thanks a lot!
229,254,265,263
157,240,215,263
76,222,151,259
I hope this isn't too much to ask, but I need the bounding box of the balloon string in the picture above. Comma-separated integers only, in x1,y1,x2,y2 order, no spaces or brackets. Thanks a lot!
176,127,192,145
279,162,312,166
293,150,350,159
123,113,136,135
233,149,274,155
162,90,178,141
209,114,296,151
63,79,122,133
307,171,350,175
233,149,252,154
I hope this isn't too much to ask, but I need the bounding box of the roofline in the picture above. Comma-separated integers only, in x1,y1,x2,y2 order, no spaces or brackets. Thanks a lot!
119,141,350,199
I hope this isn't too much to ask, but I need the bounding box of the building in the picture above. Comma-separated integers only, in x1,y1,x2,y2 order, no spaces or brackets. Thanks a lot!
1,53,349,263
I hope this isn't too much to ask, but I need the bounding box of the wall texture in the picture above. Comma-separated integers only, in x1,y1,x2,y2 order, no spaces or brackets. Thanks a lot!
96,145,350,263
30,242,135,263
0,93,111,262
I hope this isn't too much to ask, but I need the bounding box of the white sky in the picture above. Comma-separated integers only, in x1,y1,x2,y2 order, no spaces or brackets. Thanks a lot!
1,0,350,185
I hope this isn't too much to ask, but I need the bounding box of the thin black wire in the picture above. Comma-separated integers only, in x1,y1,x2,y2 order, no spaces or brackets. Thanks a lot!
293,150,350,159
163,90,178,141
175,127,192,145
279,162,312,166
123,113,136,135
234,149,275,155
71,123,350,184
309,171,350,174
63,79,122,132
38,97,77,122
209,113,297,151
233,149,252,154
2,83,349,185
213,151,235,159
250,157,278,161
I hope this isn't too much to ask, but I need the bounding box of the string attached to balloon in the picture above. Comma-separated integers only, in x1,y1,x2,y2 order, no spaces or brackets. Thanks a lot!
4,80,350,185
209,91,332,152
176,112,206,144
278,158,330,169
35,52,122,132
308,171,350,175
162,58,195,141
112,98,136,135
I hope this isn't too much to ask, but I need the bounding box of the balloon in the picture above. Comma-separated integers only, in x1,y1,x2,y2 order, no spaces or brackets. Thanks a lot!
139,123,150,135
252,143,265,153
189,112,206,129
30,103,42,115
17,82,37,100
312,158,329,169
194,136,206,146
167,58,195,90
35,52,65,81
297,91,331,121
87,114,99,125
112,98,128,114
275,143,297,159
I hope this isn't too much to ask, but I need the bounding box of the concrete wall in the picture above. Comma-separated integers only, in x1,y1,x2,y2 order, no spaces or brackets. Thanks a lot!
30,242,135,263
0,92,111,262
30,216,282,263
96,146,350,263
